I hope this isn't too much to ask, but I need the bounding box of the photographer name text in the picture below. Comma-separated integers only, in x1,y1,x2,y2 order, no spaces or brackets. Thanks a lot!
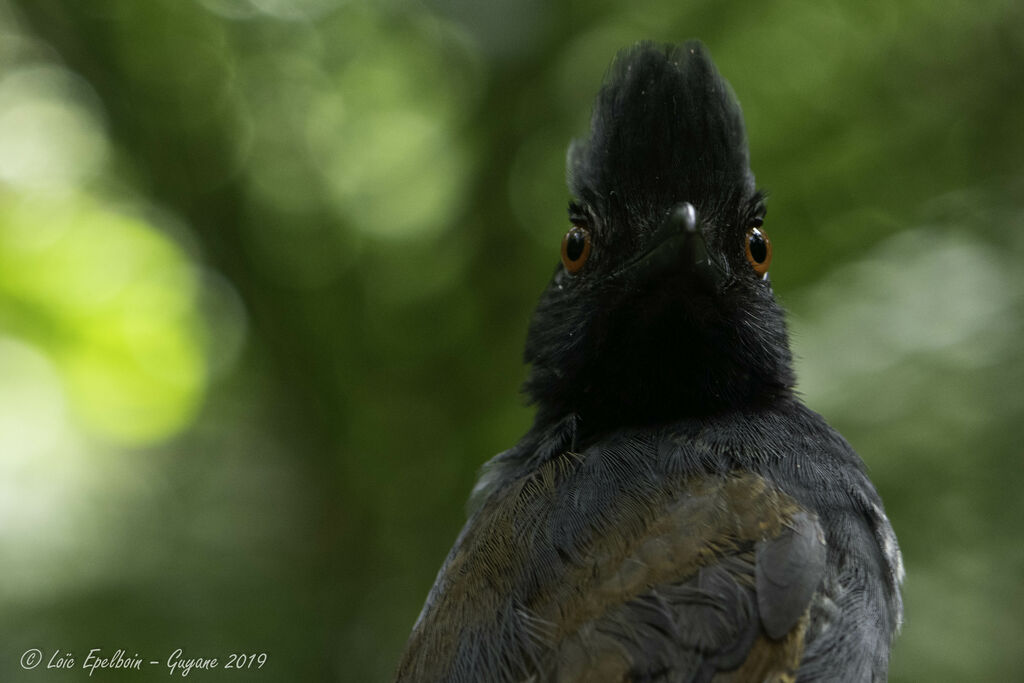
20,647,268,677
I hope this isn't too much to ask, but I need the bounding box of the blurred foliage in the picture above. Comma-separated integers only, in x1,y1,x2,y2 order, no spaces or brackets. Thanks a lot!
0,0,1021,681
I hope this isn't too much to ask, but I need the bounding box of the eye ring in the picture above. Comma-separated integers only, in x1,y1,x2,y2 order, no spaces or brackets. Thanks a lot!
745,226,772,277
561,225,592,274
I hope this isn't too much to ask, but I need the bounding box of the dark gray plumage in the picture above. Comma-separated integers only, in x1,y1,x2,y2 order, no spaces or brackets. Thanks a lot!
396,41,903,683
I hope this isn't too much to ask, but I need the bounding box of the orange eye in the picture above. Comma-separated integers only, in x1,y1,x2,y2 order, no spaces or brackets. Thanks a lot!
561,225,592,274
745,226,772,277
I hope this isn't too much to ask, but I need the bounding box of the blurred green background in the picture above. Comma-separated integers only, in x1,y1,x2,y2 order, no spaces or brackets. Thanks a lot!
0,0,1021,681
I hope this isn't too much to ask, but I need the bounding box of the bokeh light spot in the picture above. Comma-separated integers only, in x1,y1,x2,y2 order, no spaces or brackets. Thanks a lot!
0,65,108,192
0,193,208,444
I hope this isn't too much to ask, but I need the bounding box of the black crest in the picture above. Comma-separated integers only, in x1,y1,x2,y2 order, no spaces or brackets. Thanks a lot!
568,41,754,238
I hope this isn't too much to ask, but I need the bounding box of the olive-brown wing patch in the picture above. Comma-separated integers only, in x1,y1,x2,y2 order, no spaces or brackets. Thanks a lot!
542,473,825,682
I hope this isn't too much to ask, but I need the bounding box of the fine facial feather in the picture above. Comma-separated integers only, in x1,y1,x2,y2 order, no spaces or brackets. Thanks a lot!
525,41,792,430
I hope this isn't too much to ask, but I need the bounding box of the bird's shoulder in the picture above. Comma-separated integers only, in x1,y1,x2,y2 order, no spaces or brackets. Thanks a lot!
398,409,842,682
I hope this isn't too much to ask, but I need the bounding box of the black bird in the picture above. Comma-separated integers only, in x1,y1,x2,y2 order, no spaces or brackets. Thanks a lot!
396,41,903,682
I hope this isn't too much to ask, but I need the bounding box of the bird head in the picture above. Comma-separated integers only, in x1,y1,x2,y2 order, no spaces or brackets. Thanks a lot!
524,42,795,429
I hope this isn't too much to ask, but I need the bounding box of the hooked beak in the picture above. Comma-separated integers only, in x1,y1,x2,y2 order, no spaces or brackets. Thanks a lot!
616,202,724,291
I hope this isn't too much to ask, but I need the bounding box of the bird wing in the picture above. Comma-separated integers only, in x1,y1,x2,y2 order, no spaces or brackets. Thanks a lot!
544,472,826,682
396,458,826,683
